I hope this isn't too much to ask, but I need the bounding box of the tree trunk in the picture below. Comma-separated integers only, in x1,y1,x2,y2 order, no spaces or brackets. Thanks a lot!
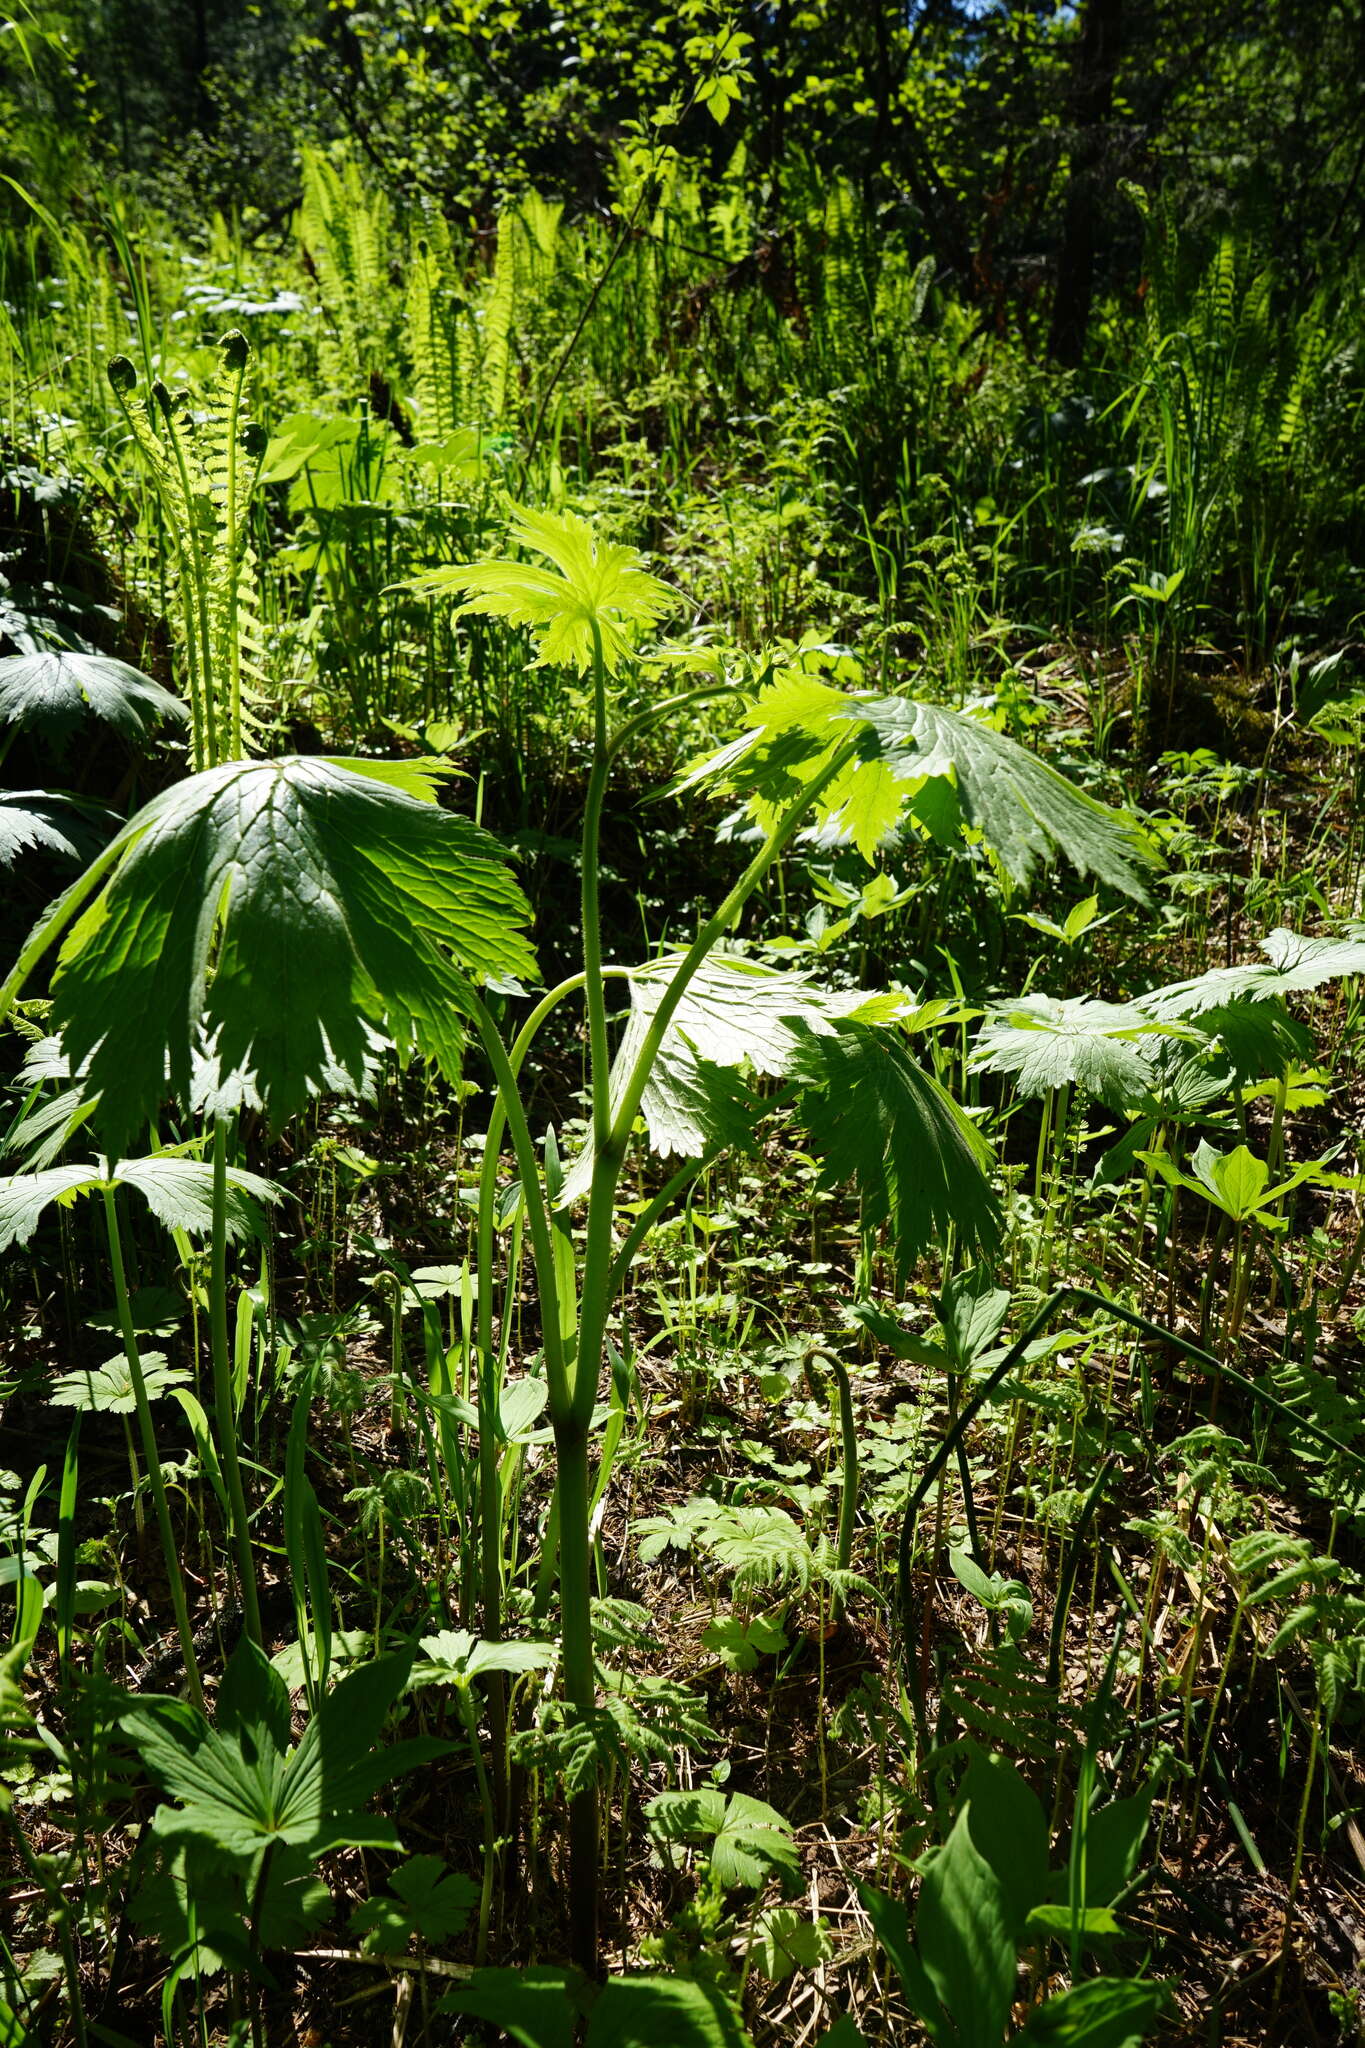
1048,0,1125,365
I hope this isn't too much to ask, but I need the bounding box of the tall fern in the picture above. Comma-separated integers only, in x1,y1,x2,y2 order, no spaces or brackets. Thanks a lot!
300,144,395,395
105,332,265,767
407,216,463,440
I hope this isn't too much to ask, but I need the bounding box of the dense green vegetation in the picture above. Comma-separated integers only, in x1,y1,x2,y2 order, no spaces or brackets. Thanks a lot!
3,3,1365,2043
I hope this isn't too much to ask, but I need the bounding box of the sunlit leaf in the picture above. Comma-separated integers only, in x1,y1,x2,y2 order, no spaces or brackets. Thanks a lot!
558,952,896,1200
44,756,536,1155
409,506,675,673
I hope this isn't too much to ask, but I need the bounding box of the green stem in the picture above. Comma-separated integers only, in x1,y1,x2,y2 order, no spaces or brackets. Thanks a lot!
456,1685,500,1966
102,1184,204,1710
583,625,614,1157
555,1418,600,1975
210,1119,262,1646
0,817,141,1027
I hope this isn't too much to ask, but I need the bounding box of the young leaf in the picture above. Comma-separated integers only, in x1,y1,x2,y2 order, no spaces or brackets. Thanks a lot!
42,757,537,1154
748,1906,835,1981
48,1353,188,1413
644,1788,800,1892
686,675,1157,896
790,1022,1001,1267
349,1855,478,1950
122,1640,444,1864
411,1629,557,1689
915,1798,1018,2046
0,650,187,748
409,506,675,674
957,1749,1051,1939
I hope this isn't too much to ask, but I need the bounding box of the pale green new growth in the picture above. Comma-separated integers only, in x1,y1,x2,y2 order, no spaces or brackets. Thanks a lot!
48,1353,188,1413
682,670,1158,894
408,506,676,672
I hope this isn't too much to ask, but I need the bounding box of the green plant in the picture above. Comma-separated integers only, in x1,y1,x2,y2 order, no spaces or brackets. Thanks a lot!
104,331,265,769
857,1745,1167,2046
121,1634,444,2030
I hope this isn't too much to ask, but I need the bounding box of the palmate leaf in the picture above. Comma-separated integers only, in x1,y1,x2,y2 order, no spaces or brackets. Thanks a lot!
970,995,1180,1104
681,673,1157,895
44,756,536,1156
1140,926,1365,1019
122,1638,445,1864
48,1352,188,1412
559,953,898,1202
408,506,675,674
645,1788,801,1892
0,1154,277,1251
0,791,120,869
0,651,187,747
980,926,1365,1105
790,1022,1001,1268
129,1836,332,1980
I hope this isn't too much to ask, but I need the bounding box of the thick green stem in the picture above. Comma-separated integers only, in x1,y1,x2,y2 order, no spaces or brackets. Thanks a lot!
211,1119,262,1646
102,1185,204,1709
570,742,859,1436
554,1418,600,1975
582,627,614,1157
465,993,569,1412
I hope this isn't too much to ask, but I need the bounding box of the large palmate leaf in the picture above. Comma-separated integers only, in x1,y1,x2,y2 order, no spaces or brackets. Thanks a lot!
0,650,187,747
681,673,1157,895
860,696,1155,899
0,1154,277,1251
790,1023,1001,1267
44,756,536,1155
0,790,120,869
970,995,1180,1104
409,506,675,674
558,953,899,1201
